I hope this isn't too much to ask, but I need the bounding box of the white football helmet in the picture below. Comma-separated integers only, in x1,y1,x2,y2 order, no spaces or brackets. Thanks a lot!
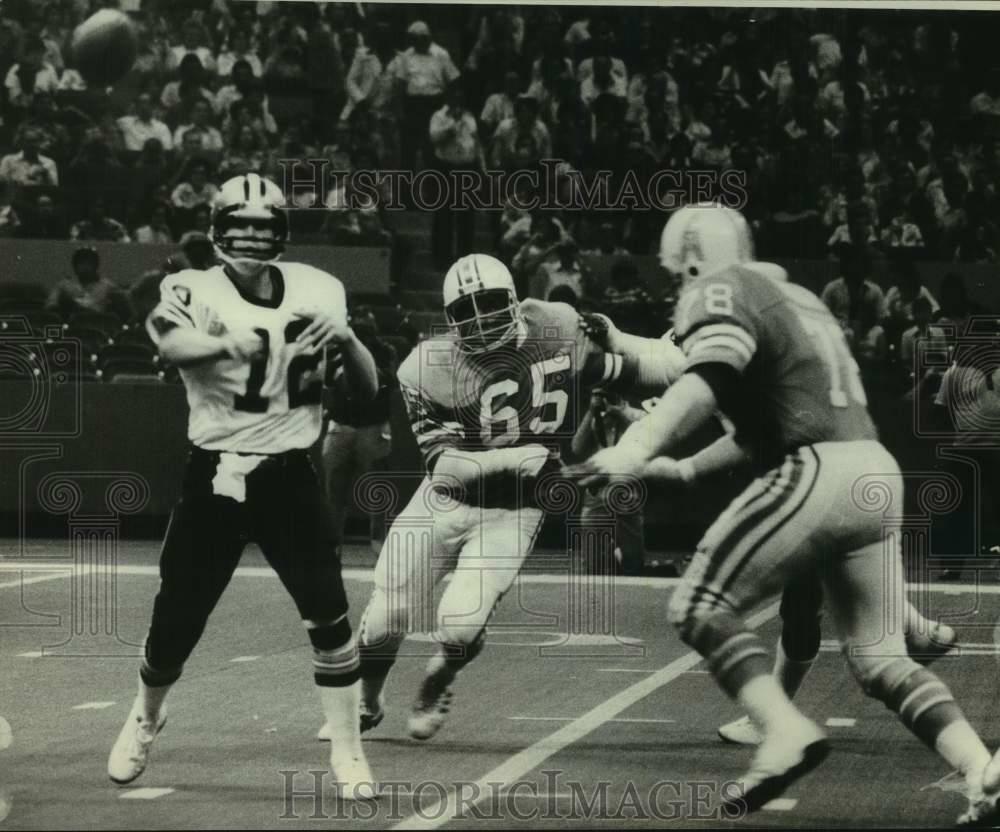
659,203,754,283
211,173,288,271
442,254,523,354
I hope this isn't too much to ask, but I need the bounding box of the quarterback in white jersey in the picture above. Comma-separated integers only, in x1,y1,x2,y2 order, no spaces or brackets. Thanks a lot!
109,174,380,800
149,261,344,454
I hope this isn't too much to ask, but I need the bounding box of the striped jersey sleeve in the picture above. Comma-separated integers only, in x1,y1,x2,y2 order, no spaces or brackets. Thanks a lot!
145,272,206,344
398,378,465,470
673,270,762,374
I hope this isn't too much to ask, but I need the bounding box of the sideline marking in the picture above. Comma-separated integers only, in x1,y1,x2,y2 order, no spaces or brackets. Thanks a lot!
119,788,175,800
2,561,996,595
507,716,676,725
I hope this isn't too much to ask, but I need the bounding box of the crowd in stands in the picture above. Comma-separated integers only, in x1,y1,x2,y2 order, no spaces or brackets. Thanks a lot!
0,3,998,262
0,4,999,455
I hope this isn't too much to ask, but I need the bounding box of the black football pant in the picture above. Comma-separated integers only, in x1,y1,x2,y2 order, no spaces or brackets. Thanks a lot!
778,571,825,661
142,447,350,684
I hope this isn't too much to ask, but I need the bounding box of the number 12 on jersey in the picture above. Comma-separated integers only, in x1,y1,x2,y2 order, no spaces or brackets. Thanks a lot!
234,318,323,413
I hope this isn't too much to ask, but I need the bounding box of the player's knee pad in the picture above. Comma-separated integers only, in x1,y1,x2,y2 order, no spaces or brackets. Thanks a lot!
307,616,361,688
439,630,486,672
850,654,961,747
680,610,770,698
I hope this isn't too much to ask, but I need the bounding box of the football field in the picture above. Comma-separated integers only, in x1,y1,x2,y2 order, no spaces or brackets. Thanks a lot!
2,540,1000,829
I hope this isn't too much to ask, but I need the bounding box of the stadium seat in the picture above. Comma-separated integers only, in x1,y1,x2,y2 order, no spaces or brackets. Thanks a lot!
68,311,126,340
115,326,156,349
101,358,162,383
98,343,158,370
350,292,396,309
0,282,49,308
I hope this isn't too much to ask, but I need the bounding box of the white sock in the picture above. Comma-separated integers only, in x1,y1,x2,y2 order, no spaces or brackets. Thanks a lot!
935,721,991,788
137,673,171,725
774,639,815,700
737,674,805,735
319,682,363,757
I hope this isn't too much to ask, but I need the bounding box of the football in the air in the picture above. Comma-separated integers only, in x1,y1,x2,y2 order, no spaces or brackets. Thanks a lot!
70,9,138,88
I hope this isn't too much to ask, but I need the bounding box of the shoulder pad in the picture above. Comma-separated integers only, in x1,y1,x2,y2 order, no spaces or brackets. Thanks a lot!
521,298,579,340
396,337,460,408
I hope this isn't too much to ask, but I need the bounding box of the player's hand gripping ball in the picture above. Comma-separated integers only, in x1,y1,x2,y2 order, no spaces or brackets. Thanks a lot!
71,9,138,88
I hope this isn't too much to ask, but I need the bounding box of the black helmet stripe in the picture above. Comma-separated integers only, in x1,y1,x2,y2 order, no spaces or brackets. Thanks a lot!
243,176,250,201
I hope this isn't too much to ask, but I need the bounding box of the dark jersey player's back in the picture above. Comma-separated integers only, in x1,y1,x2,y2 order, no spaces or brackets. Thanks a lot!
673,263,877,464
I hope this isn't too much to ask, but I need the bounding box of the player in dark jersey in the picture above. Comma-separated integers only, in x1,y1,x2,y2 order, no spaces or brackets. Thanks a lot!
107,174,380,799
352,253,684,742
571,204,1000,824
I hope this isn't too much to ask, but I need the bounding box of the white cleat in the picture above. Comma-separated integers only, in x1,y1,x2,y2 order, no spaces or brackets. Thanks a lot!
958,750,1000,827
721,717,829,815
718,714,763,746
107,701,167,785
317,697,386,741
329,746,378,801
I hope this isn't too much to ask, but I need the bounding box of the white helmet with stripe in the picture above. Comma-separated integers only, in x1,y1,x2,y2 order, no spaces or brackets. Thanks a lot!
211,173,288,271
659,202,754,283
442,254,523,354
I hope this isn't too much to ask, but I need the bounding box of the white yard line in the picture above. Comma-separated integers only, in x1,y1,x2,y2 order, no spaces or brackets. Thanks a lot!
507,716,676,725
3,561,1000,596
390,602,781,832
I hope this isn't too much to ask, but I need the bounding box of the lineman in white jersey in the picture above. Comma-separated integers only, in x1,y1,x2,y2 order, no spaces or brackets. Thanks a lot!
107,174,380,799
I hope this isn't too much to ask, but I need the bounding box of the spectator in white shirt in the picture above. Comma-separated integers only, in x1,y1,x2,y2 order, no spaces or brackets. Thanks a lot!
167,19,217,74
900,296,947,377
4,37,60,111
394,21,460,173
491,93,552,170
117,93,173,152
161,53,216,118
970,69,1000,118
0,127,59,187
171,161,219,216
564,17,591,48
134,204,174,245
429,82,483,267
214,61,276,133
216,29,262,78
173,100,225,154
480,71,521,137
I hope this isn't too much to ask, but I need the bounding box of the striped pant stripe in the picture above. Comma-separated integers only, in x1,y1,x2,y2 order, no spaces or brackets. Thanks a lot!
673,454,804,625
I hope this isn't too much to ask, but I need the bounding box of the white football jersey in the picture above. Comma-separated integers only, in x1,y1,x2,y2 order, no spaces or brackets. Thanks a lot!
147,262,346,454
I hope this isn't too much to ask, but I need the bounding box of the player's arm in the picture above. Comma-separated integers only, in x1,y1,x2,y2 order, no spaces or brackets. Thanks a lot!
642,433,754,483
146,278,259,367
578,313,686,396
399,380,548,486
571,276,759,483
297,275,379,401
